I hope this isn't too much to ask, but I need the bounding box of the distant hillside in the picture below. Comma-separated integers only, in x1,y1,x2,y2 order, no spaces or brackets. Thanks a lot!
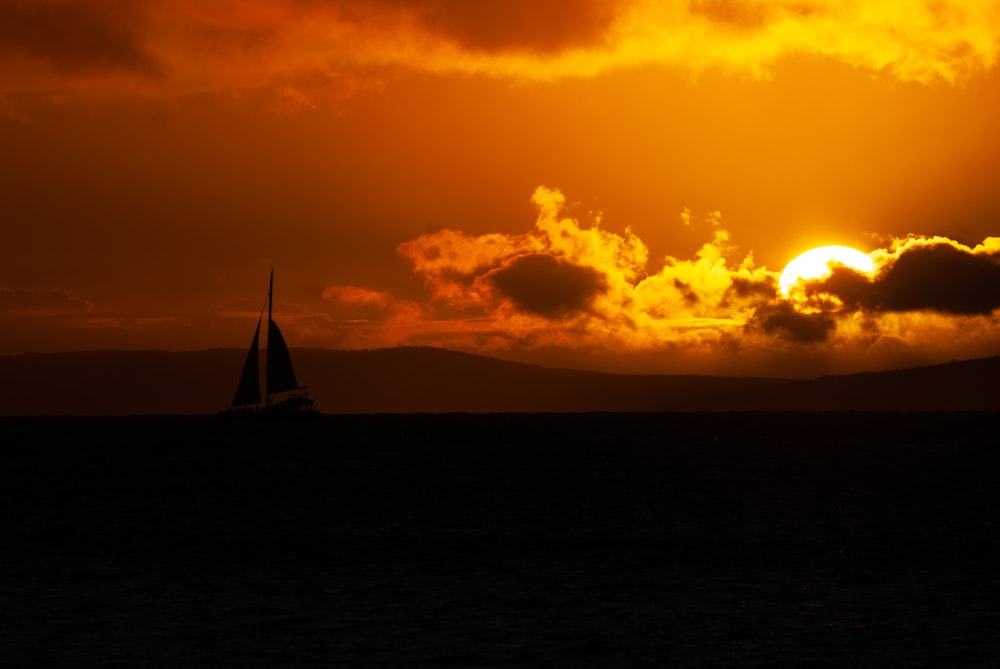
300,348,784,414
673,355,1000,412
0,347,996,415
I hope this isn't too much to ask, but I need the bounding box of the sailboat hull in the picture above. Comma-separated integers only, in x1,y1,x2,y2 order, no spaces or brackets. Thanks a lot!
218,393,319,419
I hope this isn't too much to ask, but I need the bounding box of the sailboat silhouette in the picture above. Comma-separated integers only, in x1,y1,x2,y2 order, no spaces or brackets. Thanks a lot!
222,269,316,416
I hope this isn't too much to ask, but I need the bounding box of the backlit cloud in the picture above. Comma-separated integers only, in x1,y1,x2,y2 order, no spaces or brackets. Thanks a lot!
803,237,1000,316
395,186,772,354
869,238,1000,314
3,0,998,101
318,186,1000,376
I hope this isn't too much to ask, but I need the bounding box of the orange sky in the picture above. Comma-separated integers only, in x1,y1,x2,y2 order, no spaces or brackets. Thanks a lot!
2,0,1000,377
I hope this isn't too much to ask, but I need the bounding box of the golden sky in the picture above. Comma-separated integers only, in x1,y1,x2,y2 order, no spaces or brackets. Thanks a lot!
2,0,1000,377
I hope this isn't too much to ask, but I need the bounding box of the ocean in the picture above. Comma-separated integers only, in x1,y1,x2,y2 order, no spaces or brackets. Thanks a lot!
3,413,998,666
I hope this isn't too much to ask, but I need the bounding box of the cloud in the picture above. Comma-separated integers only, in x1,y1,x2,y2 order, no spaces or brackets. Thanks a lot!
748,301,836,344
342,0,622,54
688,0,787,30
310,186,1000,376
268,84,318,113
320,283,442,349
322,285,392,307
871,240,1000,314
805,236,1000,316
74,315,176,330
637,0,1000,83
488,254,607,317
0,286,94,316
207,1,1000,85
0,1,164,81
393,186,771,354
3,0,998,100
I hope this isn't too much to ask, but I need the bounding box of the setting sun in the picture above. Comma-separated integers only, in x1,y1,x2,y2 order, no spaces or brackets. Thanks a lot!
778,246,876,300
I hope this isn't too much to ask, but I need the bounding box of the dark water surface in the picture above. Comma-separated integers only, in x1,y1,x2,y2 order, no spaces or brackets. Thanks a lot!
3,413,999,666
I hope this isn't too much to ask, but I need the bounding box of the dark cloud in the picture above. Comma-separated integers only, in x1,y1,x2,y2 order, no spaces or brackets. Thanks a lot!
340,0,621,53
814,243,1000,316
0,1,163,78
673,279,700,306
724,275,776,306
806,265,872,310
794,265,875,314
749,302,835,343
872,244,1000,315
688,0,771,29
489,254,606,318
688,0,818,30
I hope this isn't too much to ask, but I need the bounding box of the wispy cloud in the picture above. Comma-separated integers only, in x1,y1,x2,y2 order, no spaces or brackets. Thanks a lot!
0,1,165,86
0,286,94,316
3,1,998,103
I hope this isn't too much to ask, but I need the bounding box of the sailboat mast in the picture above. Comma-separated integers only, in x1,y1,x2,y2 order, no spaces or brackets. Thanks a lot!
266,268,274,408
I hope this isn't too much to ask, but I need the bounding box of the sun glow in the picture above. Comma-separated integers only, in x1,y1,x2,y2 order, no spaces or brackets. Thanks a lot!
779,245,875,300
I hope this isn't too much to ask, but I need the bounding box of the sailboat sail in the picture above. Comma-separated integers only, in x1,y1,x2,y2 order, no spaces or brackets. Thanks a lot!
266,319,299,395
231,317,262,407
223,269,315,416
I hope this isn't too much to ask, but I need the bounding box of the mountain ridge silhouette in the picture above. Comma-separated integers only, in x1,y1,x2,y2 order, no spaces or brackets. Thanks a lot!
1,347,996,415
